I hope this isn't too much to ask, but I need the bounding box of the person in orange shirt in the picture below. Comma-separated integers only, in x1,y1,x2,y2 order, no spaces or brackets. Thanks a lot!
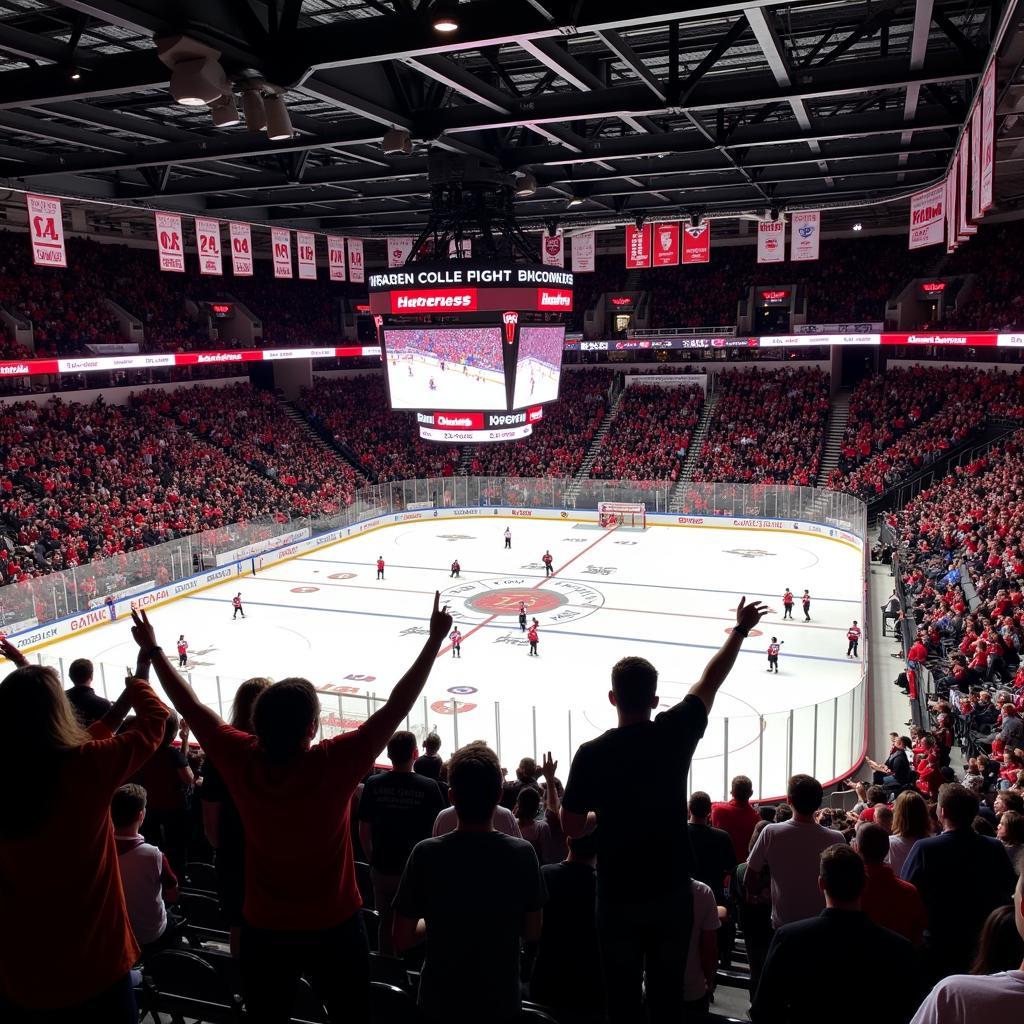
0,636,168,1022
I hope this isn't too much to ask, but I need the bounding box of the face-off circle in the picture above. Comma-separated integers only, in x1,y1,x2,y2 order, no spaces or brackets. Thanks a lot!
467,588,566,616
441,576,605,626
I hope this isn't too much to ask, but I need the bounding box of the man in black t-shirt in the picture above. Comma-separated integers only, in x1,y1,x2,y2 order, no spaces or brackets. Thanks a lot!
394,742,546,1024
358,731,445,955
65,657,111,726
561,596,768,1024
687,791,737,907
413,733,443,778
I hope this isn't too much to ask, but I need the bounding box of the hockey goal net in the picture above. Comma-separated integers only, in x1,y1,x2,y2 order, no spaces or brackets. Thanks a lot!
598,501,647,530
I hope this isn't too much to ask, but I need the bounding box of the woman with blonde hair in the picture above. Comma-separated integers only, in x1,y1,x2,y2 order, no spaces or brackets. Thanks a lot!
887,788,933,876
0,638,168,1021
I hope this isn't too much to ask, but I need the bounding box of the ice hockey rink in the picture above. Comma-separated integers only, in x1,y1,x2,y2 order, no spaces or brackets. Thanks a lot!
385,352,506,410
29,516,866,801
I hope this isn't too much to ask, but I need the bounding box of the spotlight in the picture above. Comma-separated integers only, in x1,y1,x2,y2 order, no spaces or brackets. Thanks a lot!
515,171,537,197
169,57,228,106
769,207,780,221
567,195,585,208
852,222,863,232
689,212,701,228
382,128,413,155
432,2,459,32
209,94,241,128
263,94,293,140
241,87,266,133
69,66,81,81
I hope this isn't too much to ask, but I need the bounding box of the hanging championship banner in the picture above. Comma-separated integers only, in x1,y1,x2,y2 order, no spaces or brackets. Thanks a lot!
971,105,983,221
348,238,365,283
541,233,564,267
790,210,820,262
908,182,944,250
26,194,66,268
327,235,346,281
981,63,996,211
652,223,680,267
195,218,222,276
271,228,293,279
958,138,975,240
756,219,785,264
296,231,317,280
625,224,651,268
945,161,957,255
387,237,414,269
229,222,253,276
682,221,711,264
571,230,595,272
155,212,185,272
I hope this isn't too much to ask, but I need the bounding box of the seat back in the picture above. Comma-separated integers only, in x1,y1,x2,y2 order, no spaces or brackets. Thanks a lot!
144,949,240,1023
369,981,418,1024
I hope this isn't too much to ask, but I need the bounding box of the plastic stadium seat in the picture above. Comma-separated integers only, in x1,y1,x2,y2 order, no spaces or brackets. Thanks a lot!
290,977,329,1023
369,952,411,990
520,1003,561,1022
178,891,230,942
362,907,381,953
369,981,419,1024
185,861,218,894
355,860,375,909
141,948,242,1024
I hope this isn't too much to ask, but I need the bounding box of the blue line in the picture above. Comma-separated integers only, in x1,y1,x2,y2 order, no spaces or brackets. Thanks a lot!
188,596,859,665
297,558,859,603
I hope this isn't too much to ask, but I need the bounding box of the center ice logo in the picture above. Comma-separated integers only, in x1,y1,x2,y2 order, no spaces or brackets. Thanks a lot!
724,548,776,559
441,576,605,626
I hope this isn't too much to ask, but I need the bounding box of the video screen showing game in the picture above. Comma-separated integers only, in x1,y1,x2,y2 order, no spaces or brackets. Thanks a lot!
512,325,564,408
383,327,506,410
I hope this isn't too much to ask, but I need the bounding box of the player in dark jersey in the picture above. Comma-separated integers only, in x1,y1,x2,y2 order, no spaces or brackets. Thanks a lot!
518,602,527,632
767,637,783,673
450,559,461,578
542,551,554,576
802,590,811,622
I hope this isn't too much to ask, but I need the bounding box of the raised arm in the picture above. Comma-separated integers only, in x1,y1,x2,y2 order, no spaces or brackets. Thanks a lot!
357,592,452,755
0,635,29,669
95,649,153,735
689,597,768,713
129,608,225,744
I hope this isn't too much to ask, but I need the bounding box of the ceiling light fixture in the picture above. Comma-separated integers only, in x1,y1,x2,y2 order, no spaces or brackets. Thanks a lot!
852,222,863,231
263,93,293,141
241,86,267,133
209,93,241,128
514,171,537,197
567,195,585,208
157,36,228,107
432,2,459,33
382,128,413,155
68,66,81,81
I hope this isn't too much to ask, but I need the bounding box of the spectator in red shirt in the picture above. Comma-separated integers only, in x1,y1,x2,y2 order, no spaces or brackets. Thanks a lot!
712,774,763,862
855,823,927,946
130,595,452,1024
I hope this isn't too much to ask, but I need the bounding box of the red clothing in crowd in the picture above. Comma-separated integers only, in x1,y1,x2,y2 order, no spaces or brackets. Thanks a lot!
711,798,763,862
859,863,927,946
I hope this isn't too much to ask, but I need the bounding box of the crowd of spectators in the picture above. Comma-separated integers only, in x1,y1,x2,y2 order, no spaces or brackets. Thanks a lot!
690,367,830,485
589,382,704,481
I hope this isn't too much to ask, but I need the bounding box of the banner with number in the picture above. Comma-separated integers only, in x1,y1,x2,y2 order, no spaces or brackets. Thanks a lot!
271,228,292,279
327,235,346,281
571,230,595,273
541,233,564,267
958,137,975,240
625,224,651,268
155,213,185,272
652,223,680,266
682,222,711,264
387,236,414,269
981,63,995,211
195,218,222,276
971,105,983,221
296,231,317,280
790,210,820,262
756,219,785,264
348,238,365,283
26,194,66,268
908,182,944,249
229,222,253,276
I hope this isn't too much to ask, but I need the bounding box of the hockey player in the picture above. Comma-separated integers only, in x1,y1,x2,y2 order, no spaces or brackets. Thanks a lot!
408,364,414,378
802,590,811,622
450,558,461,578
527,620,539,657
504,527,512,550
177,634,188,668
376,556,385,580
847,621,861,658
429,377,436,392
767,637,783,674
542,551,554,577
232,593,245,620
782,588,794,620
449,628,462,659
518,602,527,632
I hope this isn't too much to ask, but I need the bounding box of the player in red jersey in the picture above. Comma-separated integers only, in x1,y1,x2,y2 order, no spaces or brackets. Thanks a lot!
449,628,462,658
542,551,554,576
802,590,811,622
232,592,245,619
847,621,861,657
782,588,794,619
527,621,539,657
767,637,783,674
377,556,385,580
450,559,461,578
177,634,188,667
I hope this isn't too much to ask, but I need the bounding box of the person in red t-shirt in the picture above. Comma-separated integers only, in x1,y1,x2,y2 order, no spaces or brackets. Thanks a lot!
855,824,927,946
712,775,762,862
129,594,453,1024
847,621,861,657
527,621,539,657
782,589,794,620
376,556,385,580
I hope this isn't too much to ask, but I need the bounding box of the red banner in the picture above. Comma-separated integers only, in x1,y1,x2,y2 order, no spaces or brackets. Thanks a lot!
271,228,292,279
682,222,710,264
652,223,680,267
155,213,185,273
26,194,66,268
625,224,651,268
195,218,222,276
229,222,253,276
296,231,317,280
327,235,346,281
348,238,365,283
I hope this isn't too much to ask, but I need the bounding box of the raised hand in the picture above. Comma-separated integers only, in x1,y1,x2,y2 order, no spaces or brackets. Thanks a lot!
736,596,769,634
0,634,29,668
130,608,158,652
429,590,453,641
541,751,558,780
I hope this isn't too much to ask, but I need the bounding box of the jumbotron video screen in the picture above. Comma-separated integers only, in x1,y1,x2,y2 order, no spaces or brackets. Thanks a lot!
512,325,564,408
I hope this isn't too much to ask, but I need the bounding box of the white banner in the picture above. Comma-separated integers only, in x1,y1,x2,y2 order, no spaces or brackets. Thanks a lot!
387,236,414,269
328,235,346,281
26,194,66,268
981,62,995,211
908,182,944,250
971,104,983,221
155,212,185,272
571,230,595,272
229,222,253,276
296,231,317,280
541,233,564,267
195,217,223,276
790,210,820,262
271,228,292,279
348,238,365,283
756,219,785,263
958,138,975,239
946,160,957,254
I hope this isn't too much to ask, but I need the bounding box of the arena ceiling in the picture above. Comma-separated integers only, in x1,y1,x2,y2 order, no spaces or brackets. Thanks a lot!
0,0,1021,239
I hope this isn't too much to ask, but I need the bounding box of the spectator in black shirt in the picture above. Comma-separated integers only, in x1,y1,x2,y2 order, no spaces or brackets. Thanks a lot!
359,730,445,956
65,657,110,727
501,756,540,810
394,742,545,1024
413,733,443,779
561,596,768,1024
868,735,913,789
530,830,602,1024
687,791,737,906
